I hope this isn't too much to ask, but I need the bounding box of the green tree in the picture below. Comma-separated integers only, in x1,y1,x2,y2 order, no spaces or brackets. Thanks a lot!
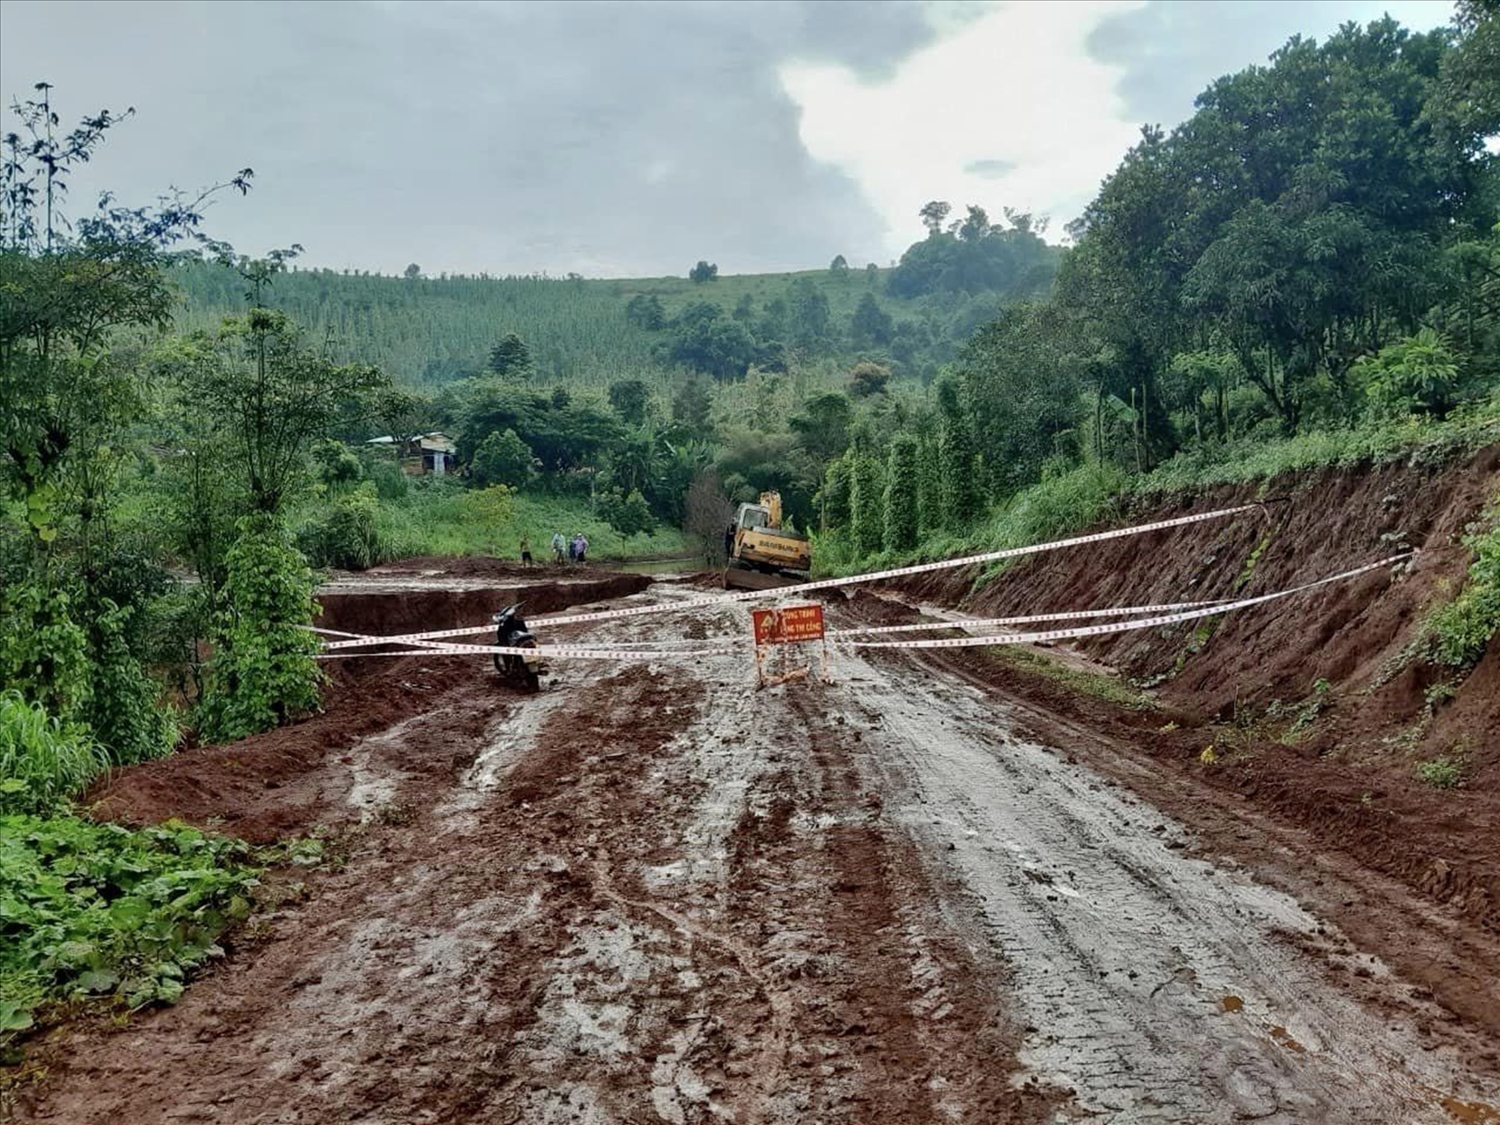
937,378,982,528
606,488,655,537
689,260,719,283
787,277,832,349
608,378,651,425
403,263,421,280
625,293,667,329
671,376,715,438
487,332,532,378
829,254,850,278
850,452,886,556
471,428,534,488
848,360,891,398
788,392,853,461
173,308,387,515
1357,329,1462,418
197,514,322,743
883,433,920,552
850,292,894,348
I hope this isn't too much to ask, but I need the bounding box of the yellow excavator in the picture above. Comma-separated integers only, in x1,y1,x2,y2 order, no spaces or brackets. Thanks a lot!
723,490,812,590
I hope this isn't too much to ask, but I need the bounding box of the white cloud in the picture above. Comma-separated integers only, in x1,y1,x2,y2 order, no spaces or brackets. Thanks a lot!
780,1,1147,259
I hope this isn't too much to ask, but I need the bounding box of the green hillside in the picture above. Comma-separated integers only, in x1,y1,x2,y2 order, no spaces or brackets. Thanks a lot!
172,229,1059,389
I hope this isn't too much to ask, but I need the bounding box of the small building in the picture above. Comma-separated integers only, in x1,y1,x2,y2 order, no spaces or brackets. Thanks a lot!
366,431,458,476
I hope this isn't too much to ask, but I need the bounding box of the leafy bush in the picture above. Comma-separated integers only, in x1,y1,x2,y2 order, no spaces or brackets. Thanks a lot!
366,459,409,501
470,428,534,489
84,601,178,767
197,515,323,743
0,582,93,725
0,693,108,815
298,489,385,571
1357,329,1460,419
1428,503,1500,668
0,814,259,1036
1416,755,1464,789
604,488,654,537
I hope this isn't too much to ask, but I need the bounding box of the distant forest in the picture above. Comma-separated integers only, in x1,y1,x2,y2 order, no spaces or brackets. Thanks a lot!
170,212,1060,388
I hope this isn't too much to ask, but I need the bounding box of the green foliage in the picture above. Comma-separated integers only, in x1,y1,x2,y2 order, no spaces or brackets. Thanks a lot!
1427,500,1500,668
312,438,362,491
847,361,891,398
624,293,666,330
1357,329,1462,419
849,453,886,557
370,484,687,561
1416,755,1464,788
604,488,655,538
169,309,388,515
607,378,652,426
470,427,534,489
883,434,920,553
0,693,108,815
84,601,177,767
487,332,532,378
689,260,719,283
0,813,258,1035
297,488,385,571
937,380,982,529
197,515,323,744
0,583,92,725
888,203,1060,299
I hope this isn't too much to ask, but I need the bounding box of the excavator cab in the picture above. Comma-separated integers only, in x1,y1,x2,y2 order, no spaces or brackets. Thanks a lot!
724,490,811,590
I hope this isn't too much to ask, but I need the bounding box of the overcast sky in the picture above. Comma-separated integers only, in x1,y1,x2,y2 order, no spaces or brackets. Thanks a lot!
0,0,1455,278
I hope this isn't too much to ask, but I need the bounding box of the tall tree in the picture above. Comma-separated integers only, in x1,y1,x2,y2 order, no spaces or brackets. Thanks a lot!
883,433,920,552
488,331,532,379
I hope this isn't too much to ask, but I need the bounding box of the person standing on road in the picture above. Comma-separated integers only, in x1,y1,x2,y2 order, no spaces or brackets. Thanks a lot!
574,532,588,564
551,531,566,565
520,534,533,567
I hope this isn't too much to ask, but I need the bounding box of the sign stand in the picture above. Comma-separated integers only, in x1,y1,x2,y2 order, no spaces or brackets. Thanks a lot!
750,603,830,688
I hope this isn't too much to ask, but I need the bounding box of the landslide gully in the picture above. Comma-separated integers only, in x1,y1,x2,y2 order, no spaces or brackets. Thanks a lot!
879,444,1500,1036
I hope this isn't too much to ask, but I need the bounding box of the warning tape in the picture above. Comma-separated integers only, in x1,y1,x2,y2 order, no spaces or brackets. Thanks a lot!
313,553,1408,663
827,598,1232,637
844,553,1412,651
314,641,738,661
320,502,1263,651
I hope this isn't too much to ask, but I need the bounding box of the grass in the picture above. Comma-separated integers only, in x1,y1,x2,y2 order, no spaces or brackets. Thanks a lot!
1425,497,1500,669
987,645,1156,711
0,692,110,815
352,481,691,564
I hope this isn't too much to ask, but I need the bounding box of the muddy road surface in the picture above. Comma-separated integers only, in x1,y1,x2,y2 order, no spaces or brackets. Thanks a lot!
14,582,1499,1124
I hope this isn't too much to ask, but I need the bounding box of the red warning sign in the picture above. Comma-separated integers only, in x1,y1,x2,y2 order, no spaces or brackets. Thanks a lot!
751,604,825,646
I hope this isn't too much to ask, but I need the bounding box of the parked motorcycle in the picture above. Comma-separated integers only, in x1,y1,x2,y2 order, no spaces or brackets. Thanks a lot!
492,602,543,692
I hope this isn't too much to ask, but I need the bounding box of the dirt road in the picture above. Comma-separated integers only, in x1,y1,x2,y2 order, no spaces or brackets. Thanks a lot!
14,581,1499,1124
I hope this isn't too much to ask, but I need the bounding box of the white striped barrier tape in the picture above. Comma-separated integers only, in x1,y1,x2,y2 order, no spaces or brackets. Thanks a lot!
843,553,1413,651
312,597,1233,654
315,641,738,661
319,502,1264,651
314,554,1408,663
827,598,1233,637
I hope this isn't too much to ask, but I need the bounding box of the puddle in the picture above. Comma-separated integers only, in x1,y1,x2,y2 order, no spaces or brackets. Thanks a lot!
1440,1096,1500,1124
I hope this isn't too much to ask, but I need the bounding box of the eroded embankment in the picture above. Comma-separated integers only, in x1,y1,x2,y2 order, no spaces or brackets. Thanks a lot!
85,568,651,841
873,445,1500,1027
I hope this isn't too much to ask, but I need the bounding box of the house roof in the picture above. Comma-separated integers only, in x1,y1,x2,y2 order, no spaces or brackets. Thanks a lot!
366,431,456,453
